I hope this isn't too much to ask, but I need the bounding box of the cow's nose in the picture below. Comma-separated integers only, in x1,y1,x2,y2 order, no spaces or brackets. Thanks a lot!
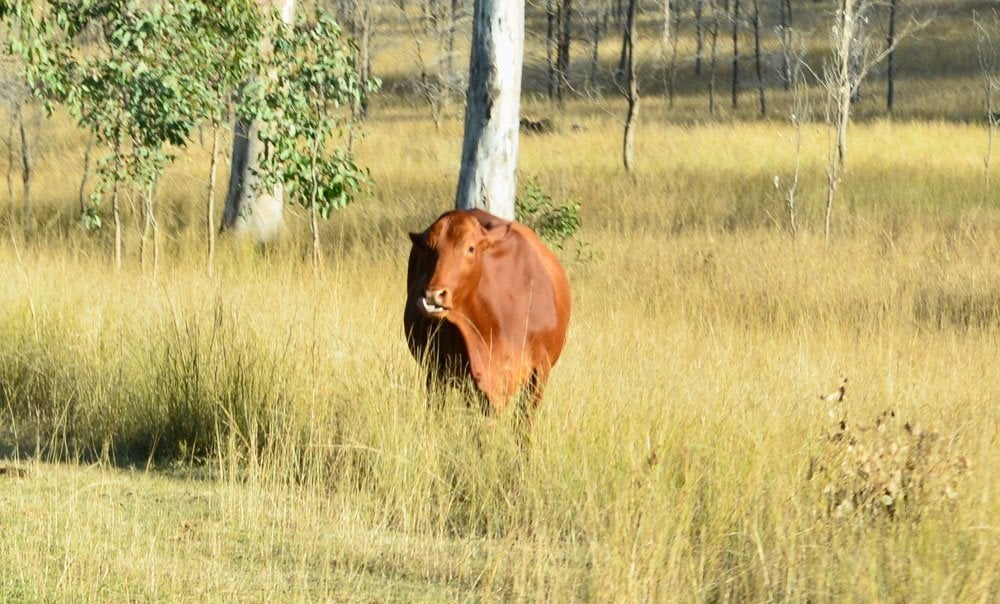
425,288,450,307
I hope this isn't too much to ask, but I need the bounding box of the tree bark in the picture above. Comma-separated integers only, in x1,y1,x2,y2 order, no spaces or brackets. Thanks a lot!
662,0,671,56
78,133,94,219
835,0,855,168
5,105,14,229
140,180,159,279
731,0,740,110
112,133,123,270
547,0,557,99
18,106,31,239
622,0,639,172
777,0,792,90
588,7,603,96
886,0,898,113
206,126,220,277
709,2,720,114
556,0,574,103
356,1,374,118
309,133,323,270
977,12,997,189
695,0,704,76
454,0,525,221
220,0,295,242
667,8,680,108
752,0,766,116
826,0,857,239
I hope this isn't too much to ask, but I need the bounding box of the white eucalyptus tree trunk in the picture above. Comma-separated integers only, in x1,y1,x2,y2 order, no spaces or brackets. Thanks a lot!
454,0,524,221
834,0,856,168
622,0,639,172
221,0,295,241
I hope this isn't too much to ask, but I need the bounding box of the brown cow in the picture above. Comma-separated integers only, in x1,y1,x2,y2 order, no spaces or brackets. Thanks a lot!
404,209,571,417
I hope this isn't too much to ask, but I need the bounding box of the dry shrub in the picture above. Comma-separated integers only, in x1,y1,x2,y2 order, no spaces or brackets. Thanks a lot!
811,392,972,524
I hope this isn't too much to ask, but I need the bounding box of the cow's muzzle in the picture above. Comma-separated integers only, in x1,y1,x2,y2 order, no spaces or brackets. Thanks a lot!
419,288,451,317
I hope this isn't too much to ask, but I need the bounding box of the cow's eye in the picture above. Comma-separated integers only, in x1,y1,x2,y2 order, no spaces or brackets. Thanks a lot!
466,245,475,255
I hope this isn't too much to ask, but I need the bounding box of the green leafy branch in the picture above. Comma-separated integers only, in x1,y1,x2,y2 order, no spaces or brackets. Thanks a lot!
239,9,380,264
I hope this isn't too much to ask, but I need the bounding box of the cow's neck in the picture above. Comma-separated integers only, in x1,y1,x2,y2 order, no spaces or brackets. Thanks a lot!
446,291,500,386
448,291,498,349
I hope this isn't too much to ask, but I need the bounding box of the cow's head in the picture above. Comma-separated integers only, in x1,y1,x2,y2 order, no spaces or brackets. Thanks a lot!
408,210,509,319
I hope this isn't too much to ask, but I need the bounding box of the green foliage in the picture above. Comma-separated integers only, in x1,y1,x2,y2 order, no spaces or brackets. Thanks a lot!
81,205,102,230
241,10,379,219
515,178,583,250
3,0,260,225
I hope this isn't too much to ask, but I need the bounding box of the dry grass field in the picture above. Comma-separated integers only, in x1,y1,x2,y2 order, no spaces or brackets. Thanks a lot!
1,2,1000,601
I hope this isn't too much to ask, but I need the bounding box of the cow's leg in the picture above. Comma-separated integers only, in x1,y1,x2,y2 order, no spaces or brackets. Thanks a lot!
470,365,506,417
471,383,494,416
526,368,549,416
509,369,546,449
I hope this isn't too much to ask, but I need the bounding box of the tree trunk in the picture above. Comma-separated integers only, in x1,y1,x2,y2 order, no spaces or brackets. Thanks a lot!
622,0,639,172
357,2,373,118
220,0,295,242
141,187,150,270
987,83,995,189
662,0,671,56
787,106,802,236
886,0,898,113
454,0,525,221
616,1,629,78
827,0,856,239
731,0,740,110
112,134,123,271
835,0,855,168
18,106,31,239
695,0,704,76
777,0,792,90
140,181,159,279
825,163,837,238
78,133,94,219
709,3,720,114
588,8,603,96
5,105,14,230
206,126,220,277
309,136,323,270
662,0,671,71
547,0,557,99
752,0,766,116
667,4,680,108
849,12,865,105
556,0,574,103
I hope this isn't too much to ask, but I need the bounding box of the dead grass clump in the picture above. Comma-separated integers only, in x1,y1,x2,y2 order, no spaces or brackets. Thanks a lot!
811,390,972,524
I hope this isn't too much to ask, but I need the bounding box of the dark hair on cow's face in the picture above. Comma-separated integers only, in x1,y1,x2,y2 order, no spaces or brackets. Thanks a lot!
407,230,428,248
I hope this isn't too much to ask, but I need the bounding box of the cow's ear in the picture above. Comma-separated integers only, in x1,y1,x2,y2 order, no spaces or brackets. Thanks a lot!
409,231,425,247
481,223,511,250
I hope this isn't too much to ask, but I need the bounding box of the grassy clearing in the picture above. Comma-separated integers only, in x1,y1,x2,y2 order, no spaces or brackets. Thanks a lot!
1,3,999,597
1,104,999,599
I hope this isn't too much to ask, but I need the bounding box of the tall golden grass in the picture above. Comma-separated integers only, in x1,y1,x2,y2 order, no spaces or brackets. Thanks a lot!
1,2,999,595
0,102,998,599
